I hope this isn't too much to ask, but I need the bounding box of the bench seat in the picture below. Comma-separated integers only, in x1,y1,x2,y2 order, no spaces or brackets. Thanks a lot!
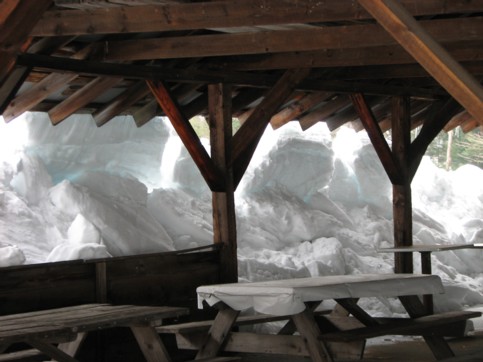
320,310,481,342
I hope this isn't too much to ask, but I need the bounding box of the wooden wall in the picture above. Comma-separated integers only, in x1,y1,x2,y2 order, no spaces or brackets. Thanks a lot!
0,247,221,317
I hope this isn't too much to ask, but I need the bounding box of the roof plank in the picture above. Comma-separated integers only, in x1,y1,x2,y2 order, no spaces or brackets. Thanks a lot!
32,0,483,37
104,17,483,61
358,0,483,125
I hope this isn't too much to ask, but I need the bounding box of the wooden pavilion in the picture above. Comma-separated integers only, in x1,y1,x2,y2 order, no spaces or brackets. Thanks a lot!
0,0,482,315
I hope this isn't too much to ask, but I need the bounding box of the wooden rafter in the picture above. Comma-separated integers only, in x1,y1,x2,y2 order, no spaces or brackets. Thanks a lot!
270,92,331,130
350,93,402,185
147,80,224,192
32,0,483,37
103,17,482,61
94,81,149,127
358,0,483,125
300,95,350,131
48,76,123,125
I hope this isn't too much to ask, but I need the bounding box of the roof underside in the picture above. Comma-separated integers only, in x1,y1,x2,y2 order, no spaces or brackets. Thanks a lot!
0,0,482,134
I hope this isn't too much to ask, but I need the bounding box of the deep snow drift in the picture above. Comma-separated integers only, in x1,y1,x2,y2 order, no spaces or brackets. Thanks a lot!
0,112,482,315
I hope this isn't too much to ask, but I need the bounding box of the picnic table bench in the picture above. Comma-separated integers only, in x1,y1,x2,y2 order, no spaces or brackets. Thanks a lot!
161,274,481,361
0,303,189,362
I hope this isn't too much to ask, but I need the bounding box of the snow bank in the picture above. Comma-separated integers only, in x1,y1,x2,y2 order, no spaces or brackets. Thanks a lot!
1,113,482,315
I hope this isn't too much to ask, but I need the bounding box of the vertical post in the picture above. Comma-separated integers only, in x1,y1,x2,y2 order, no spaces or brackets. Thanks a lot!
209,83,237,283
391,96,413,273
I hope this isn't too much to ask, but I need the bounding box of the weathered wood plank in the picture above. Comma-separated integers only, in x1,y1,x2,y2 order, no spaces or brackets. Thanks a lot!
103,17,483,61
147,80,224,191
358,0,483,125
33,0,483,37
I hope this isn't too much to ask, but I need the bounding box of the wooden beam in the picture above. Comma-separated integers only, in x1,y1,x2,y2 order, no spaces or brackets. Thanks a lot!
0,66,30,114
209,83,238,283
358,0,483,125
48,76,123,125
0,0,52,84
147,80,224,191
391,96,413,274
220,42,483,71
232,68,311,166
93,81,150,126
16,53,448,99
409,99,461,179
104,17,483,61
33,0,483,37
270,92,331,130
350,93,402,185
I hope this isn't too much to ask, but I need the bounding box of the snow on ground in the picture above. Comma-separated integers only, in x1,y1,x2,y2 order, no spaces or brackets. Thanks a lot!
0,112,482,316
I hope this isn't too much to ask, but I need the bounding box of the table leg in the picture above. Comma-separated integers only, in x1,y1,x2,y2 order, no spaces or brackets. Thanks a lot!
131,325,172,362
57,332,87,357
292,308,333,362
420,251,434,313
399,295,454,360
195,304,239,359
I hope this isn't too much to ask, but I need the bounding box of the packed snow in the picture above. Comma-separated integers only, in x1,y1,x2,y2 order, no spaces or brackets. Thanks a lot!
1,112,482,316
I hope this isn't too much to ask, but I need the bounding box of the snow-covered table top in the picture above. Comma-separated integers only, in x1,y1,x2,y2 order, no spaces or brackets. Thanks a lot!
197,274,444,316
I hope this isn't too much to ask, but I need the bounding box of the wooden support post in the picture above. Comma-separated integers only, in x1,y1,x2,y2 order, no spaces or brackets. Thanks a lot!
391,96,413,274
209,83,237,283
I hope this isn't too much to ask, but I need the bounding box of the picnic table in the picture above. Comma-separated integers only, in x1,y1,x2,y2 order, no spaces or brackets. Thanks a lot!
377,243,483,312
0,303,188,362
181,274,481,361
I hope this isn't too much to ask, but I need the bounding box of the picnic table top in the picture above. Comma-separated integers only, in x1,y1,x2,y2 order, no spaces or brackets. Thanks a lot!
197,273,445,315
377,243,483,253
0,303,189,344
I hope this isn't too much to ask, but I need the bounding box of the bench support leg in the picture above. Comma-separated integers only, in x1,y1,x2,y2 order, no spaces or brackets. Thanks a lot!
196,304,239,359
292,308,333,362
131,326,172,362
399,295,454,360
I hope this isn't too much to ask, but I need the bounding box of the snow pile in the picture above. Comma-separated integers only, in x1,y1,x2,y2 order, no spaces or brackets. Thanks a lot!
0,112,482,314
